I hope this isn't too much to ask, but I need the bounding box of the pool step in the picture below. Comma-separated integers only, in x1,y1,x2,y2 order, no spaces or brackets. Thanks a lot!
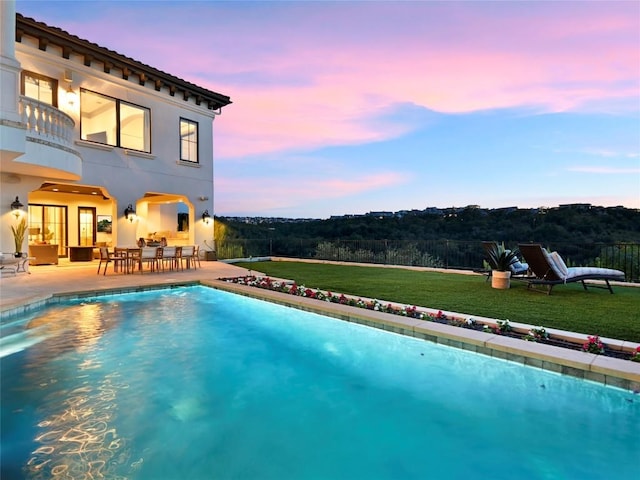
0,327,49,358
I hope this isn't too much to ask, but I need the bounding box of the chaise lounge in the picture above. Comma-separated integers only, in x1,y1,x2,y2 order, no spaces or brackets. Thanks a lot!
518,243,625,294
0,254,21,275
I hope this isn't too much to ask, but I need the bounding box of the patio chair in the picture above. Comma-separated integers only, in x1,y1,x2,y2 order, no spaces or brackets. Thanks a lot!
518,243,625,294
481,241,529,282
154,246,164,272
139,247,160,273
127,247,142,273
173,246,183,271
181,245,195,269
193,245,201,268
97,247,128,275
162,246,176,270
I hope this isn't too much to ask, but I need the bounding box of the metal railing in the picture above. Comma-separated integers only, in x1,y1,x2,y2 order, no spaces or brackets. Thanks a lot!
215,238,640,283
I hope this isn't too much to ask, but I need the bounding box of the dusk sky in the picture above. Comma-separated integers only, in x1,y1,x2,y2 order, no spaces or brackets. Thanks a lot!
16,0,640,218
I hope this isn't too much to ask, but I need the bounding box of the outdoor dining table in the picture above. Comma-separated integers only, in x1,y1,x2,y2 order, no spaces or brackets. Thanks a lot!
66,245,95,262
113,247,141,274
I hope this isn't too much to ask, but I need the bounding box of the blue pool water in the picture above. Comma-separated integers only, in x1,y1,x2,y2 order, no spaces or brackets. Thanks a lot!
1,286,638,479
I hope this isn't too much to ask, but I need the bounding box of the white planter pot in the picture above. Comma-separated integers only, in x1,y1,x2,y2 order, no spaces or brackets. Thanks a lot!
491,270,511,289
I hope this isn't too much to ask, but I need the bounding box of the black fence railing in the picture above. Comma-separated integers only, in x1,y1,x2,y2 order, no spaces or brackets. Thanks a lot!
215,239,640,283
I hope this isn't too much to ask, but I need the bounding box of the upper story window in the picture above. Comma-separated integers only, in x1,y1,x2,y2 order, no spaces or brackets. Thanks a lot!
180,118,199,163
21,71,58,107
80,89,151,153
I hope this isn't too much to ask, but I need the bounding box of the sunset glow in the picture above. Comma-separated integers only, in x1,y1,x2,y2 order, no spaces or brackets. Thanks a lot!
17,0,640,217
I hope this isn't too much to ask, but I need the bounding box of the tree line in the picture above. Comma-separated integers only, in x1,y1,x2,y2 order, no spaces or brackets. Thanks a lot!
215,206,640,245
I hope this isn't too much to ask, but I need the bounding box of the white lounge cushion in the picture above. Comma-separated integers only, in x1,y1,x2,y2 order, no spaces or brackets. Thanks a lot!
566,266,625,280
542,248,566,279
550,251,569,277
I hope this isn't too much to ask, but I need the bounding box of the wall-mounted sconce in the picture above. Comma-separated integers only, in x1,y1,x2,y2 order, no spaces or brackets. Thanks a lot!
202,210,211,225
10,196,24,218
66,85,77,106
124,204,136,222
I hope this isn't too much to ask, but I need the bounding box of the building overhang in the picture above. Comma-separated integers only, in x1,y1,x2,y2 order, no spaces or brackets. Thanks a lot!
16,13,232,112
37,182,110,200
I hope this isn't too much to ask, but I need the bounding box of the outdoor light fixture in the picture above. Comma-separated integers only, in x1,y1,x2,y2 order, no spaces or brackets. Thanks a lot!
66,86,77,106
202,210,211,224
10,196,24,218
124,204,136,222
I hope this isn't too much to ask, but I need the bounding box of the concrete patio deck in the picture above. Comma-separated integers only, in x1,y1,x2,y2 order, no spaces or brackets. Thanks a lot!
0,258,255,315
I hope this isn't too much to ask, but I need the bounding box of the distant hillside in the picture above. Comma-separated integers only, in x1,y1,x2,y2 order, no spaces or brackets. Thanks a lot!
216,205,640,244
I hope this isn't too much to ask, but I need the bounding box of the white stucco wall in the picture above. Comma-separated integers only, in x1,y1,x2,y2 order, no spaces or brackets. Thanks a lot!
1,27,220,252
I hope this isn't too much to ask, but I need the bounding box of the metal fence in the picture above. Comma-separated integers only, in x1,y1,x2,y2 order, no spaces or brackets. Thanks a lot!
215,238,640,283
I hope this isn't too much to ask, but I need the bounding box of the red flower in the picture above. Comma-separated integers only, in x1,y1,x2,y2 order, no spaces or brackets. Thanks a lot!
582,335,604,354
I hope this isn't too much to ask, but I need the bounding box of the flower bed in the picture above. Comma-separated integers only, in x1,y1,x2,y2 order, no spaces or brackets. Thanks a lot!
222,275,637,362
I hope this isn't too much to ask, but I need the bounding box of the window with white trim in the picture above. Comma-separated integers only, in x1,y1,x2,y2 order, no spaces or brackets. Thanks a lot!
80,89,151,153
180,118,199,163
21,71,57,107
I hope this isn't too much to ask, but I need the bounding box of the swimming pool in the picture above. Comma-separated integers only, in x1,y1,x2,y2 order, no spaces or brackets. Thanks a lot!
1,285,638,479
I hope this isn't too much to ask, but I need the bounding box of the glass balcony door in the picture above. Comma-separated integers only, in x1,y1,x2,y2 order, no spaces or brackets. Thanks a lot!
28,205,68,257
78,207,96,246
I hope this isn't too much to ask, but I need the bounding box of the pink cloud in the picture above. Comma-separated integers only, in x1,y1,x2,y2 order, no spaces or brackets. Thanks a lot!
217,171,407,199
215,171,408,214
36,1,640,160
197,3,638,157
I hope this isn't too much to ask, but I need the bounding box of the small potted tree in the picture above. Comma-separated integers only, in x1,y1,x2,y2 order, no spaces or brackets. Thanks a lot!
486,242,520,289
11,217,27,257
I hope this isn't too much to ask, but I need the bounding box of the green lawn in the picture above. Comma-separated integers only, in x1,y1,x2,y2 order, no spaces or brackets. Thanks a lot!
234,260,640,343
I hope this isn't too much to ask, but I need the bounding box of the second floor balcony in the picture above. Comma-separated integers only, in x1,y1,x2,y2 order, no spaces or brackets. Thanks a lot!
0,96,82,180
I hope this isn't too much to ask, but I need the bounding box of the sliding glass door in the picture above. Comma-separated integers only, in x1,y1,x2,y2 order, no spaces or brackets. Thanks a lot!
28,204,68,257
78,207,96,246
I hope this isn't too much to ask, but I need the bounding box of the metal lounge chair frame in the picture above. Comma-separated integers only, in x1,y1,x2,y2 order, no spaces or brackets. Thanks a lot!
0,254,22,275
517,243,625,294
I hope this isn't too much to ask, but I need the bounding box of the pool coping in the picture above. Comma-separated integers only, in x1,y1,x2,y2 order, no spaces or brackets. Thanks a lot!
2,279,639,392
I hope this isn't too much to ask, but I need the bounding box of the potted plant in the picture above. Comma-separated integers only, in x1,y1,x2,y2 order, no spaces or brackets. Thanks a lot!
11,217,27,257
202,239,217,261
486,242,520,289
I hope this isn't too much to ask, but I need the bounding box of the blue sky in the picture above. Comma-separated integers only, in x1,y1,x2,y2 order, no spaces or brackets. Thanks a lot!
16,0,640,218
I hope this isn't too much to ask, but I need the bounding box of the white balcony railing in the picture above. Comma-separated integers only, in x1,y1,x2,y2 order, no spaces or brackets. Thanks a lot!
19,96,75,147
11,95,82,180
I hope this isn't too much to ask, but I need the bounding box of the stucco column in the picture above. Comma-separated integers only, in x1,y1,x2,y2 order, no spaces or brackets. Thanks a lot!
0,0,22,123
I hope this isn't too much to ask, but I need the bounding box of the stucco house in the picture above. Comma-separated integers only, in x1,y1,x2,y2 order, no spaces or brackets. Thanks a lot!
0,0,231,264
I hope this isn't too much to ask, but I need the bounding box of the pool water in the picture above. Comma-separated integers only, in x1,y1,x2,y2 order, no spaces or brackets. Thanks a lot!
1,286,638,479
